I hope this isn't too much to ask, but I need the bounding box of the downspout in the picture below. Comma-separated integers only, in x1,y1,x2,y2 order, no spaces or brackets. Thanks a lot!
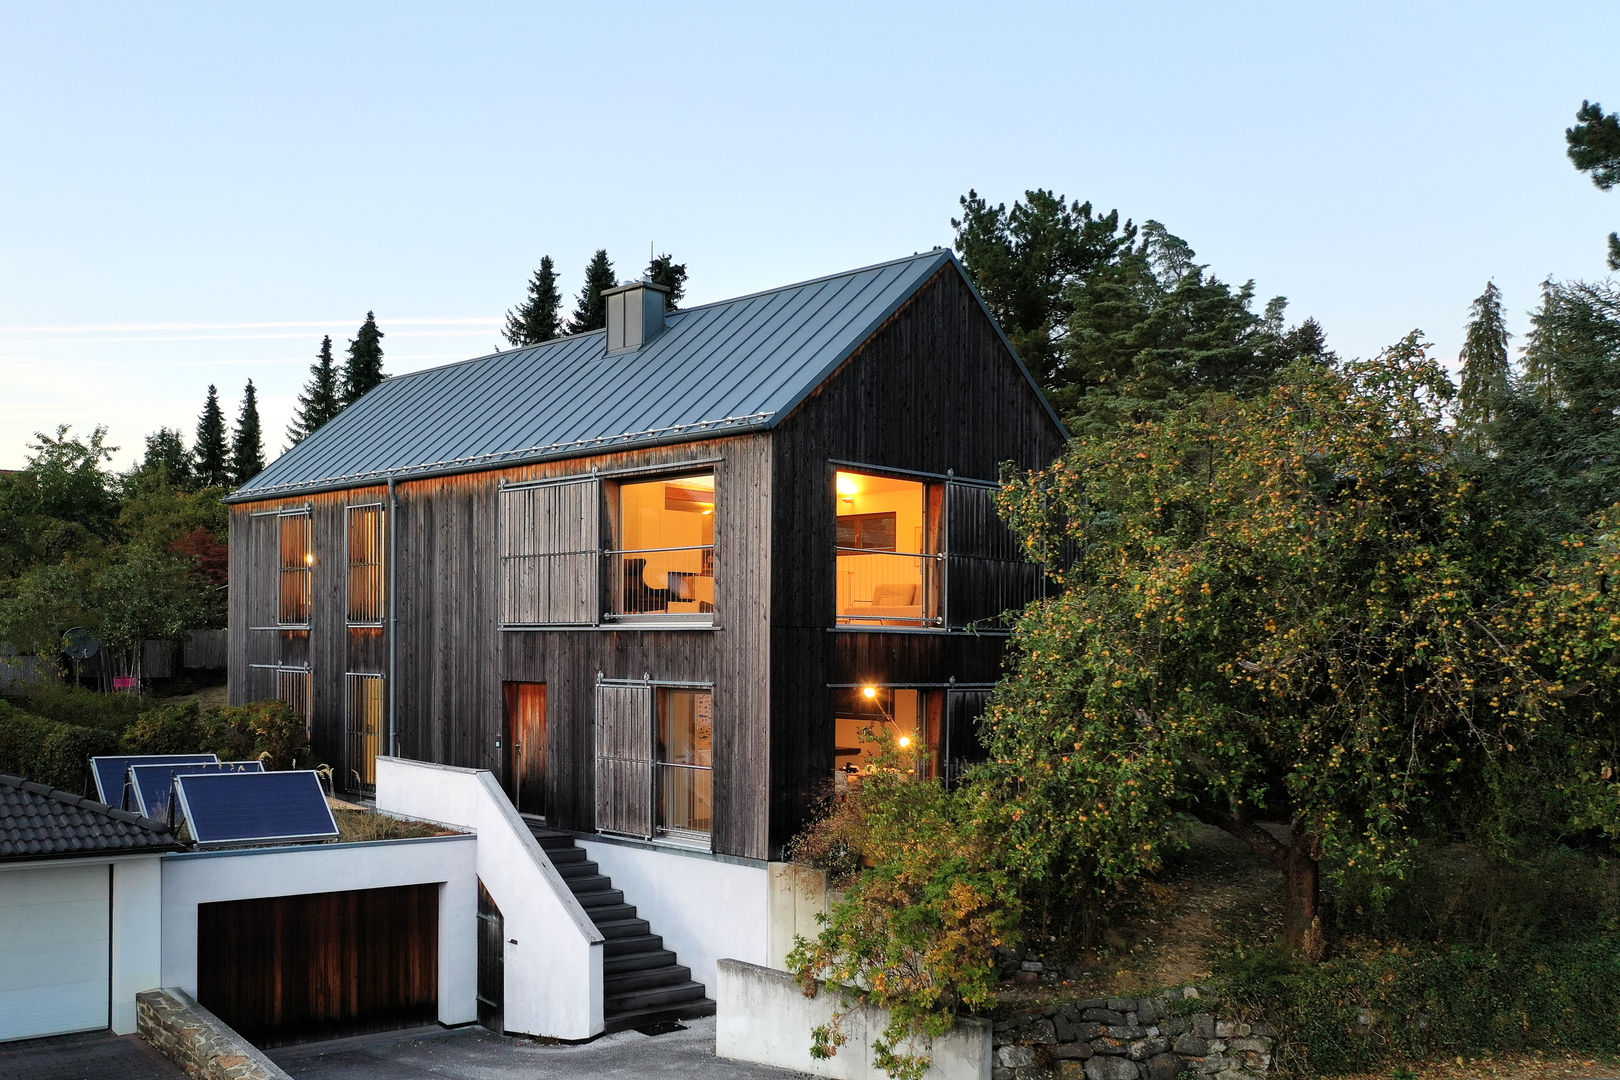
387,475,399,757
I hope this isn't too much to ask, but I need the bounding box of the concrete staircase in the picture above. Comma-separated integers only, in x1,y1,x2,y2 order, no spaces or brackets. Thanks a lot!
527,825,715,1033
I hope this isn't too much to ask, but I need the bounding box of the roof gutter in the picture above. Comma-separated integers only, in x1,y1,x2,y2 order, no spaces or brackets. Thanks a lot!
224,413,775,506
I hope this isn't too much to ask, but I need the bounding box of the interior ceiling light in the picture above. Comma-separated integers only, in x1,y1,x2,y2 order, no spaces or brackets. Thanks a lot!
836,473,860,497
862,685,877,699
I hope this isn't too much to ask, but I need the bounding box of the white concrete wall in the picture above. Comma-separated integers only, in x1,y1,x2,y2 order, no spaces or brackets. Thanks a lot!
375,756,604,1039
160,834,478,1027
716,959,991,1080
579,838,769,993
110,857,163,1034
767,861,837,971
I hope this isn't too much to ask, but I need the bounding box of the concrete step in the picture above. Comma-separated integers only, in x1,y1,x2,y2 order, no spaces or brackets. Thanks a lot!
602,948,678,974
602,997,717,1034
570,887,625,908
554,860,600,879
595,917,652,940
606,980,708,1015
605,963,692,995
602,933,665,957
543,846,588,865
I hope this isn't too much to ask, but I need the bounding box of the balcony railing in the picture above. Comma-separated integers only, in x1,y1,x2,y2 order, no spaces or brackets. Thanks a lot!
607,546,715,620
657,761,712,836
836,548,941,626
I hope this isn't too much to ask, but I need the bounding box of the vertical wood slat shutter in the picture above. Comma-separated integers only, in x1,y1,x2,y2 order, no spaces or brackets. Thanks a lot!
944,687,992,784
500,479,599,625
248,513,281,628
944,481,1043,629
595,683,654,838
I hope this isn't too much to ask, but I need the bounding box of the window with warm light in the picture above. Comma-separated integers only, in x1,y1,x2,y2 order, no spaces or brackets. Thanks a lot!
611,472,716,620
277,512,312,626
834,470,936,626
656,688,713,837
833,686,941,782
346,504,384,625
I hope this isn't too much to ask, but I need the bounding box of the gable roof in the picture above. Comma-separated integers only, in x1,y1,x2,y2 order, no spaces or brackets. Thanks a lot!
0,772,181,862
230,250,1061,503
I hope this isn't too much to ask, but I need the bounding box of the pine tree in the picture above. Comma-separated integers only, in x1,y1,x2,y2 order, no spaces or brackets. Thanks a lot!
137,427,192,490
646,252,688,311
231,379,266,485
1456,282,1512,452
569,250,617,333
343,312,386,405
504,255,563,346
193,384,230,488
287,335,342,444
1566,100,1620,270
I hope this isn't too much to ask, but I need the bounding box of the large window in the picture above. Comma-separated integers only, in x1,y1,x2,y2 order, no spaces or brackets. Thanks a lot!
610,473,715,621
835,470,938,626
593,680,713,844
834,686,941,783
278,511,312,626
346,505,384,625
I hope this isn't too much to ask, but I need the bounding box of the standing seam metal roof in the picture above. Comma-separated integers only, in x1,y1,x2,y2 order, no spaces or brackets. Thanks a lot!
229,249,1051,502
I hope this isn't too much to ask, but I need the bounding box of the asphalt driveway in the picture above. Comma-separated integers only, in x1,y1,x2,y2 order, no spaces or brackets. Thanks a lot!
0,1029,186,1080
269,1017,810,1080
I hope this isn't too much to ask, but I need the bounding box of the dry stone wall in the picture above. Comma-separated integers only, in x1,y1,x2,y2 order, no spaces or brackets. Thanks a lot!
135,988,292,1080
992,987,1273,1080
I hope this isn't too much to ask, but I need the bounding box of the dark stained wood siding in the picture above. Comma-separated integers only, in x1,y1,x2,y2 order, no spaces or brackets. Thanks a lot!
196,884,438,1047
767,264,1065,854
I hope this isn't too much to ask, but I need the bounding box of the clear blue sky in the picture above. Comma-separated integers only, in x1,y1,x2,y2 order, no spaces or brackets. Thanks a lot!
1,1,1614,471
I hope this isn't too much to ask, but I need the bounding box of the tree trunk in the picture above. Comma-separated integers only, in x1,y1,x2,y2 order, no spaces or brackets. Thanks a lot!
1281,822,1324,961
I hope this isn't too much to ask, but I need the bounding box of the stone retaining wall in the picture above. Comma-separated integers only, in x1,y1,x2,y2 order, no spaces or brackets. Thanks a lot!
136,988,292,1080
992,988,1272,1080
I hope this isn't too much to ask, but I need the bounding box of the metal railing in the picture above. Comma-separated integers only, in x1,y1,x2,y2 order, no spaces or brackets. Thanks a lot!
656,761,712,835
835,548,940,626
608,546,715,619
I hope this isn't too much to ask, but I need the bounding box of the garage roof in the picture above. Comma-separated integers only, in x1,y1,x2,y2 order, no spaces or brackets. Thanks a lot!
0,772,181,861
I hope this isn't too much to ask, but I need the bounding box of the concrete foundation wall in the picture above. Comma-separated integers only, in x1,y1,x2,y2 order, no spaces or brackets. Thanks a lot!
716,958,991,1080
580,838,769,992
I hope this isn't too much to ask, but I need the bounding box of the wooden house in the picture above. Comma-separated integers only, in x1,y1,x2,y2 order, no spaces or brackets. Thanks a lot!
226,250,1064,1028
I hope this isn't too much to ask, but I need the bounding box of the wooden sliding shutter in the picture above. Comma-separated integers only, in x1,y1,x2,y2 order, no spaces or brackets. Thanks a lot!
594,682,653,838
500,478,599,626
944,481,1043,629
944,687,992,784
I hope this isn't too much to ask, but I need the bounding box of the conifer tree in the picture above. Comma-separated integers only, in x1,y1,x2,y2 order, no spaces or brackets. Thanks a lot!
1456,282,1512,451
504,255,563,346
136,427,192,490
193,384,230,488
231,379,266,485
646,252,688,311
342,312,386,405
287,335,342,444
1566,100,1620,270
569,250,617,333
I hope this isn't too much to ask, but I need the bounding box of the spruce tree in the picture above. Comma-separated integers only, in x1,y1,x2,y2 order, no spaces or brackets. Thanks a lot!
231,379,266,485
1456,282,1512,451
1566,100,1620,270
569,250,617,333
137,427,192,490
343,312,386,405
288,335,341,444
646,252,688,311
193,384,230,488
504,255,563,346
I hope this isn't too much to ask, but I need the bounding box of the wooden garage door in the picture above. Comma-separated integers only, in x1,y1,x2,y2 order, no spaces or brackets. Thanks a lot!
0,864,109,1041
197,884,438,1047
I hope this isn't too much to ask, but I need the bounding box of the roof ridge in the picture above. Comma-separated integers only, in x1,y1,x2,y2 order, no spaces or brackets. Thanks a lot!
341,249,952,388
0,771,174,835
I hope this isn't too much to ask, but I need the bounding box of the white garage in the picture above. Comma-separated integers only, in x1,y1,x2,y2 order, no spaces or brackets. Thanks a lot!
0,772,177,1042
0,864,111,1040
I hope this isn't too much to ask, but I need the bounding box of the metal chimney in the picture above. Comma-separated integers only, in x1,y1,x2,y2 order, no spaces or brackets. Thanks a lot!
603,279,670,353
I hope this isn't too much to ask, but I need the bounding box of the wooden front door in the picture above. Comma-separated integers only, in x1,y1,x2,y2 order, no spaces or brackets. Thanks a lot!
502,682,547,816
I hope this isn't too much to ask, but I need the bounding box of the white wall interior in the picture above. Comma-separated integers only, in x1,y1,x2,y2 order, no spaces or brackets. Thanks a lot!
374,756,604,1040
579,836,769,993
160,834,477,1027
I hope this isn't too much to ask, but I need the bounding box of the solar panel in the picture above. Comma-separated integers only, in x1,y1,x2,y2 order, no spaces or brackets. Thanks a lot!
127,760,266,823
90,754,218,808
173,770,339,847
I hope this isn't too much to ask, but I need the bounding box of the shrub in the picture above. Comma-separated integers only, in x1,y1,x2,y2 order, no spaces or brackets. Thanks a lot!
0,699,119,794
1221,937,1620,1075
121,698,309,769
120,701,207,755
5,682,151,733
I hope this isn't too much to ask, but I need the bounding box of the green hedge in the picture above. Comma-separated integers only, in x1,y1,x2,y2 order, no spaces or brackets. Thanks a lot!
0,699,120,795
1226,939,1620,1075
4,683,152,733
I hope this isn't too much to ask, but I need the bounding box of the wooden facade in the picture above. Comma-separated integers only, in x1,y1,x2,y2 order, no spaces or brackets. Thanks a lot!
229,261,1063,861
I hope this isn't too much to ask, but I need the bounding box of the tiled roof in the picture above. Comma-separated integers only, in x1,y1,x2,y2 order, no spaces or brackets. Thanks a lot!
228,250,988,502
0,772,181,861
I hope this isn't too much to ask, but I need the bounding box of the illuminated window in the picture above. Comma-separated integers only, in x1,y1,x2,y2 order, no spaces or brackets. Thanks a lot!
278,512,312,626
834,470,937,626
833,686,941,782
656,688,713,837
612,473,715,620
346,505,384,625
